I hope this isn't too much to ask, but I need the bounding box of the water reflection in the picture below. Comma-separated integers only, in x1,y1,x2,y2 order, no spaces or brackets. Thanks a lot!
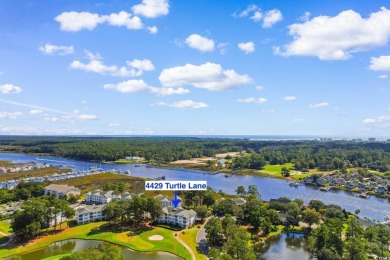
258,233,313,260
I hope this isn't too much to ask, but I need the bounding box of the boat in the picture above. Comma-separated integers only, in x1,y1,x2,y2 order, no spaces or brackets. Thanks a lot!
320,187,330,192
359,193,369,198
224,174,229,178
155,176,166,180
385,215,390,222
289,182,299,187
135,164,141,167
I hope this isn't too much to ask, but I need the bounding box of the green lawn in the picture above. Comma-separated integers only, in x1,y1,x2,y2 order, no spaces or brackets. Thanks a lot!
42,254,71,260
178,228,207,260
291,173,311,180
0,220,11,235
114,159,138,164
0,222,191,260
260,163,294,176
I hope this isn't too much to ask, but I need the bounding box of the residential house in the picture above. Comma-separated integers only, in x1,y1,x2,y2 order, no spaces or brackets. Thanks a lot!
344,181,358,189
316,177,328,186
86,190,116,204
74,204,106,225
304,176,314,184
44,184,81,198
157,206,196,228
155,194,182,208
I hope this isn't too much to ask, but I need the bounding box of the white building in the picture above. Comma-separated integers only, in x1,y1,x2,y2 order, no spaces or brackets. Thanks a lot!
86,190,116,204
85,190,140,204
44,184,81,198
74,204,106,225
155,194,182,208
157,206,196,228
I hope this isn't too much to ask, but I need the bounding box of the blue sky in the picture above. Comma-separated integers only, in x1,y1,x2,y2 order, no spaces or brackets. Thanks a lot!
0,0,390,136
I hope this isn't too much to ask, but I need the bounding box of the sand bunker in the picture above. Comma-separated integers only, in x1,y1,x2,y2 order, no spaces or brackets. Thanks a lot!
148,235,164,241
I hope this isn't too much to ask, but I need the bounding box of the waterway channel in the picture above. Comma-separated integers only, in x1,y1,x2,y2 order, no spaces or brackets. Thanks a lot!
0,152,389,222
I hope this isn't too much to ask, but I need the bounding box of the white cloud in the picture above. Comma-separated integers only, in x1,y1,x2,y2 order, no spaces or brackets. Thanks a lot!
71,54,154,77
185,34,215,52
276,8,390,60
363,118,376,124
217,43,229,54
362,116,390,128
43,117,59,122
238,42,255,54
0,84,22,94
81,100,87,104
235,5,283,28
104,79,189,96
147,26,158,34
104,80,151,93
55,11,106,32
55,11,149,32
159,62,252,91
127,59,155,71
263,9,283,28
78,114,98,120
262,108,276,113
106,11,143,30
238,97,267,104
299,11,311,22
284,96,296,101
150,87,190,96
369,56,390,71
236,5,259,18
156,100,208,109
108,123,120,127
0,111,23,119
29,109,43,115
379,75,388,79
250,11,262,22
132,0,169,18
39,43,74,55
309,102,329,108
256,86,266,90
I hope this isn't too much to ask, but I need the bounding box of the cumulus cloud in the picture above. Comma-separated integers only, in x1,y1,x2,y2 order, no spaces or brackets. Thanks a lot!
0,111,23,119
217,42,229,54
150,87,190,96
159,62,252,91
362,116,390,127
43,117,59,122
263,9,283,28
0,84,22,94
238,42,255,54
284,96,296,101
379,75,388,79
104,79,152,93
235,5,283,28
55,11,148,32
147,26,158,34
369,56,390,71
238,97,267,104
132,0,169,18
55,11,106,31
104,79,189,96
29,109,43,115
156,100,208,109
185,34,215,52
106,11,143,30
71,53,155,77
309,102,329,108
256,86,266,90
276,8,390,60
39,43,74,55
299,11,311,22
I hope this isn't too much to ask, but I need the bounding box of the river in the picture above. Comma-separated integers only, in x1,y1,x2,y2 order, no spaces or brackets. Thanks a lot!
0,152,389,222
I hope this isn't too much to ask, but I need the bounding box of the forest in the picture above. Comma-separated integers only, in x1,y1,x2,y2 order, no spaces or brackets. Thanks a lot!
1,136,390,174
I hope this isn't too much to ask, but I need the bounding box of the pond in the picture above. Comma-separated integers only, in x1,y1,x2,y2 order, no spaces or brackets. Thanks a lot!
258,233,314,260
15,239,181,260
